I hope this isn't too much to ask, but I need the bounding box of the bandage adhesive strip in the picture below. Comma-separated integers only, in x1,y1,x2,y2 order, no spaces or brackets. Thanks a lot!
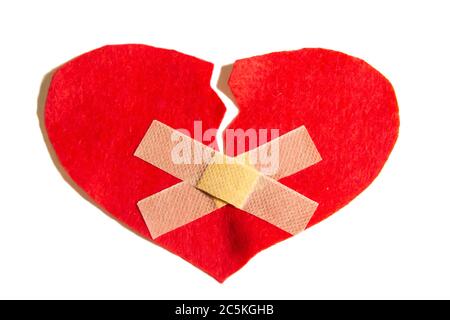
135,120,322,238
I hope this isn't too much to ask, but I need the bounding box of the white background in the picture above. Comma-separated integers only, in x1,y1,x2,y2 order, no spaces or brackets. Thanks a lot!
0,0,449,299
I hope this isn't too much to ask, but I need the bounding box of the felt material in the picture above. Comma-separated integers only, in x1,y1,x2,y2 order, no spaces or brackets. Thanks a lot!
225,48,400,230
135,120,320,237
44,45,399,282
137,122,321,238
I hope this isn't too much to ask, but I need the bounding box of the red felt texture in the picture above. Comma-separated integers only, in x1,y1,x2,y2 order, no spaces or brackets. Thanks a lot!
225,49,399,229
44,45,399,282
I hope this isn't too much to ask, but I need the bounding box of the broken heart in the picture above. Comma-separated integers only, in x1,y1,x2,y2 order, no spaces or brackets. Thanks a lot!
41,45,399,282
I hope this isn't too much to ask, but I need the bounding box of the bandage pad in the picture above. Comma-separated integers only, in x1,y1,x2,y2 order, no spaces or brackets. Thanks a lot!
196,154,260,208
135,120,321,238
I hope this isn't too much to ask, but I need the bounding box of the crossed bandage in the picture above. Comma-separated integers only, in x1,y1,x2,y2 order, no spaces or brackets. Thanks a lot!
135,120,321,239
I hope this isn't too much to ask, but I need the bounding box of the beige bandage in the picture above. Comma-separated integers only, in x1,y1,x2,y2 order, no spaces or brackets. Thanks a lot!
135,120,321,238
196,153,261,208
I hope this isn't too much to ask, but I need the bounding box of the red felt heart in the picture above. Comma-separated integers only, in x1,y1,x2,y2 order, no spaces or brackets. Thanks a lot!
43,45,399,282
